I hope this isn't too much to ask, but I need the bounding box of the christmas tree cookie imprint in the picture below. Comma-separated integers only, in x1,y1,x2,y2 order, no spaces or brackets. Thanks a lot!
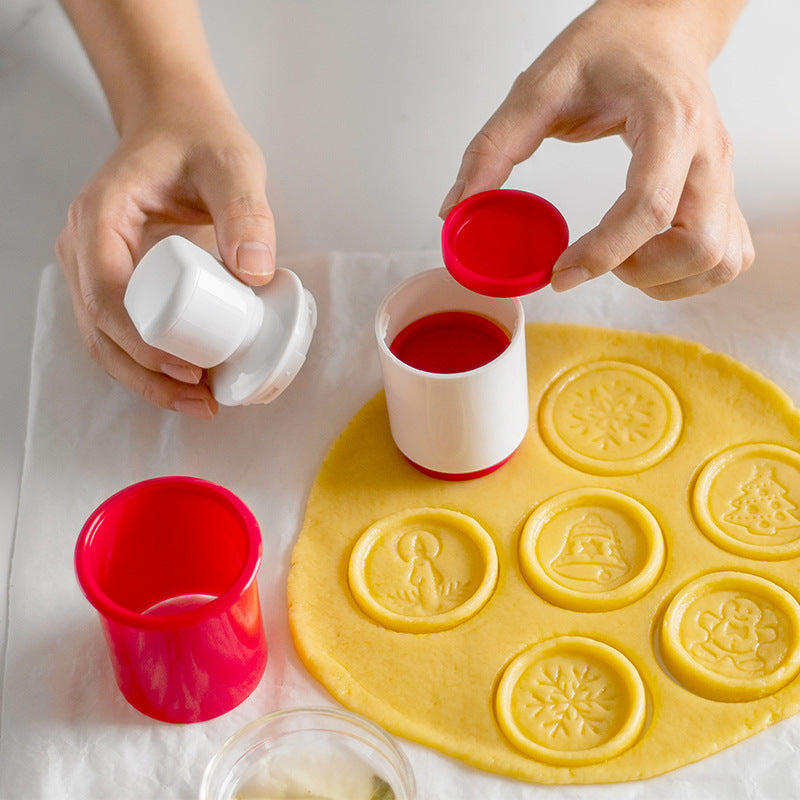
539,360,682,475
693,443,800,560
519,489,665,611
348,508,498,633
495,636,647,766
659,571,800,702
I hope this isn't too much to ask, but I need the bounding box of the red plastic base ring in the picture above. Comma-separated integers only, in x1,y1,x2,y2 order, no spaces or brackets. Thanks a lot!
405,451,516,481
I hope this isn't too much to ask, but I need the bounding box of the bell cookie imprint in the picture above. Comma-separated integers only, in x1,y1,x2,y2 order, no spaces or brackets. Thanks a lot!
519,488,665,612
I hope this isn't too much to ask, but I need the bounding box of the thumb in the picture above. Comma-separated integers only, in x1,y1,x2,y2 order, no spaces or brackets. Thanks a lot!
439,73,552,218
195,149,277,287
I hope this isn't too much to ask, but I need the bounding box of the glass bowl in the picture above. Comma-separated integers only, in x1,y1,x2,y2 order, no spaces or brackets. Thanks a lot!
200,706,416,800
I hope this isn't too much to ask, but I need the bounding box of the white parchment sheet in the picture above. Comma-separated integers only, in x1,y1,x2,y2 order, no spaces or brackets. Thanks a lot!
2,238,800,799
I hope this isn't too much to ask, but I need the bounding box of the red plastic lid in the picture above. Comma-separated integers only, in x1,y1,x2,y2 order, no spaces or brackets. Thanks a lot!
442,189,569,297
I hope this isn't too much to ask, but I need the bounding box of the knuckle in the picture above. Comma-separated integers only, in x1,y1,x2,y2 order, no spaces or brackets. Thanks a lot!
467,122,515,164
64,195,84,232
637,185,678,231
597,235,628,271
742,237,756,271
715,127,735,167
124,335,154,370
81,288,104,328
687,229,727,272
196,139,266,179
138,379,170,410
67,186,128,247
466,128,516,171
660,88,703,137
66,185,103,232
220,193,273,226
704,255,741,288
54,228,70,269
515,56,572,102
676,93,703,136
466,129,499,158
641,284,677,302
56,198,87,266
508,69,552,112
82,326,106,365
508,69,541,103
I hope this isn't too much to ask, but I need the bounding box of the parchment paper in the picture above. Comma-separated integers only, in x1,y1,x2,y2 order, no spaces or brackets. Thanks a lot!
2,238,800,799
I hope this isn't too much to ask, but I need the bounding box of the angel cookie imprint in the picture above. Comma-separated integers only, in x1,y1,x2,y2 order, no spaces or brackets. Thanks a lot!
520,489,665,611
539,360,682,475
660,572,800,702
693,443,800,559
348,508,498,632
495,637,646,766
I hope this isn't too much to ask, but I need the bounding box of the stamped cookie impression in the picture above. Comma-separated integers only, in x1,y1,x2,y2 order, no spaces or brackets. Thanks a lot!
519,489,665,611
539,360,682,475
348,508,499,633
660,571,800,702
693,443,800,560
495,636,647,766
290,324,800,783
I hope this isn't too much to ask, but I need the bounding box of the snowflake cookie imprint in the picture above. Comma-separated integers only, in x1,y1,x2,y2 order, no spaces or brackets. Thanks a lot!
539,360,682,475
519,488,665,611
692,443,800,559
348,508,498,632
495,636,646,766
659,571,800,701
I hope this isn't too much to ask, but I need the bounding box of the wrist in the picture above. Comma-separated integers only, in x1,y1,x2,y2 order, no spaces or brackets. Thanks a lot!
591,0,747,64
59,0,231,136
115,68,232,139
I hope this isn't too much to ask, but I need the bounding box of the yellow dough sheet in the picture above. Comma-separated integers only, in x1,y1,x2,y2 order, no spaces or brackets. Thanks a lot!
288,323,800,784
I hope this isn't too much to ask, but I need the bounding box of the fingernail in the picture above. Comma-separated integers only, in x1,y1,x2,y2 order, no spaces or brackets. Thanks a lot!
439,179,465,217
173,398,215,420
551,266,591,292
161,362,202,384
236,241,274,277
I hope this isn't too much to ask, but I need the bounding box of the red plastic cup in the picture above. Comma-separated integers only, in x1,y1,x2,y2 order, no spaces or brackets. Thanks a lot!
75,476,267,723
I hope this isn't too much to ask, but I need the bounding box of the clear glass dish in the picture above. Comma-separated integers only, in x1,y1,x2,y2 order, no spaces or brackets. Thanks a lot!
200,706,416,800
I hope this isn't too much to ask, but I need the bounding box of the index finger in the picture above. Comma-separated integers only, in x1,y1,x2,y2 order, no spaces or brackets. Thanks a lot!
551,122,696,291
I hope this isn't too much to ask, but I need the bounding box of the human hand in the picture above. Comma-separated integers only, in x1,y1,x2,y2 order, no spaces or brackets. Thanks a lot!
56,97,274,418
440,0,754,300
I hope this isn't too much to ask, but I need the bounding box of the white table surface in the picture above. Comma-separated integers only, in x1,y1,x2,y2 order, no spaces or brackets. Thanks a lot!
2,0,799,788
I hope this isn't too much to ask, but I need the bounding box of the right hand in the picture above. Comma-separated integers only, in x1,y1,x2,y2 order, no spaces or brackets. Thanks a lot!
56,95,275,419
440,0,753,301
